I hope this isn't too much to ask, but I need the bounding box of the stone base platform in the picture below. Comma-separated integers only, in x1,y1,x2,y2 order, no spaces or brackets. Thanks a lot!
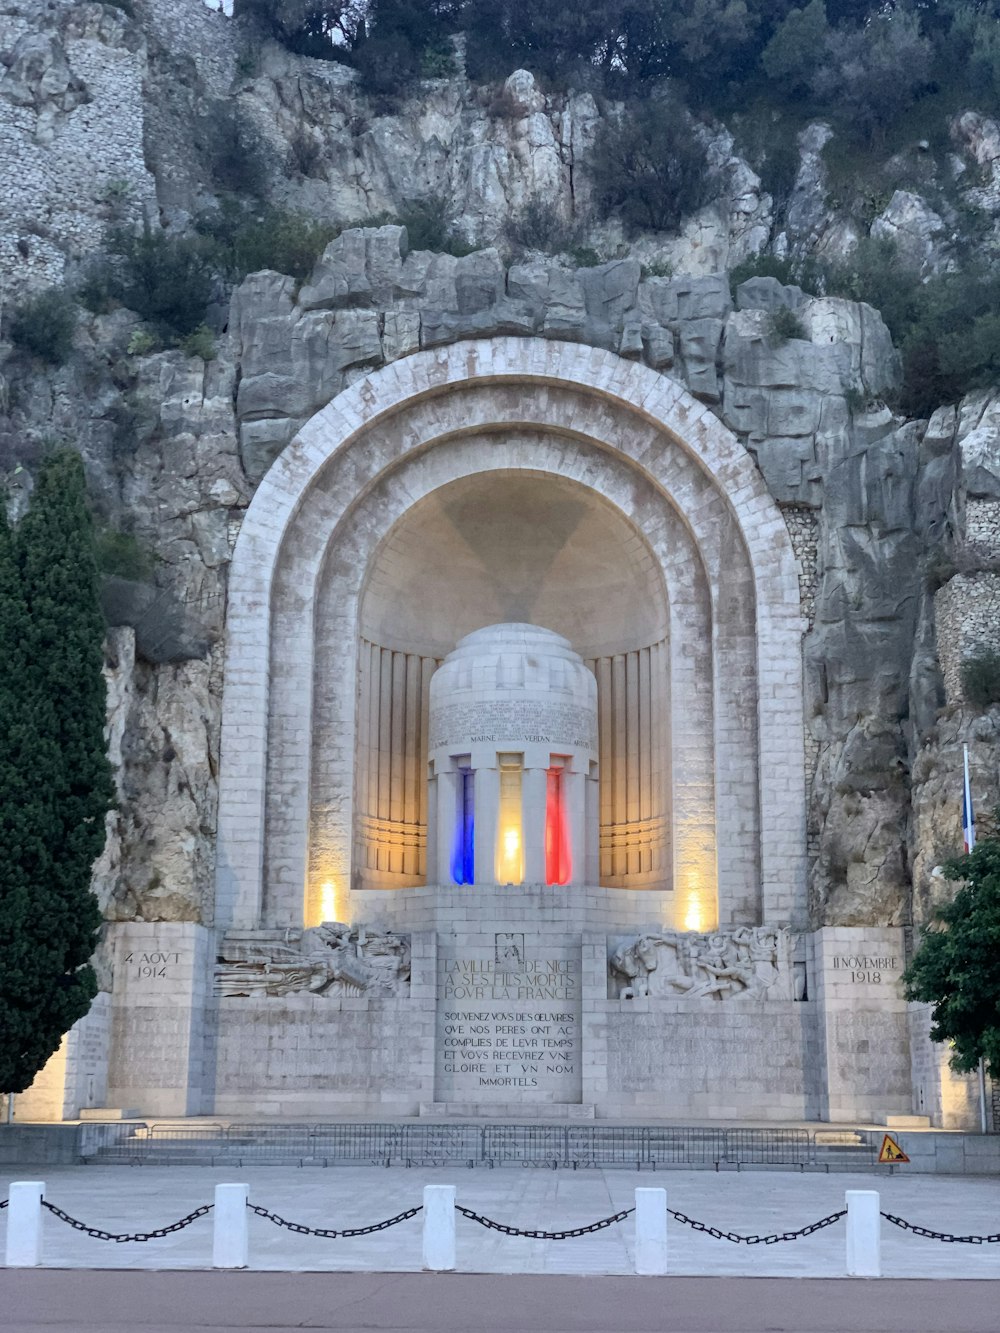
419,1102,597,1120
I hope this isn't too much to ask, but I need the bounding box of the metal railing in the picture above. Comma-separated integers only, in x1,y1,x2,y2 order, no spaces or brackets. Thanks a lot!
82,1122,878,1170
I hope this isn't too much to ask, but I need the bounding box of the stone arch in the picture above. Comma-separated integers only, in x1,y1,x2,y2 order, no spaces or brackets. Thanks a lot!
215,339,806,933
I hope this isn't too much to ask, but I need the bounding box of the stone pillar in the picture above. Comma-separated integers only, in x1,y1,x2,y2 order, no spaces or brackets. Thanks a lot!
425,769,439,884
810,927,911,1123
473,764,499,887
106,922,215,1117
585,764,600,886
565,768,587,888
434,765,460,886
522,767,547,884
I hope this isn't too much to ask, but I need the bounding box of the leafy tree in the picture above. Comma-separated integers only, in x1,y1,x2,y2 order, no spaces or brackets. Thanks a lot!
590,96,712,233
233,0,365,57
810,7,932,145
660,0,756,87
196,104,272,200
904,829,1000,1080
0,452,114,1095
9,288,77,366
927,1,1000,108
761,0,829,94
464,0,673,85
354,0,462,94
106,224,215,340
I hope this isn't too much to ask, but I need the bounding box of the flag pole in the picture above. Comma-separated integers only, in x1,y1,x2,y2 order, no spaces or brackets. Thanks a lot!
962,743,976,854
962,743,988,1131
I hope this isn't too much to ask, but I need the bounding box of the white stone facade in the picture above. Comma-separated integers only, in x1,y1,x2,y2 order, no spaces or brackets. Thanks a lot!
216,339,807,940
25,339,923,1125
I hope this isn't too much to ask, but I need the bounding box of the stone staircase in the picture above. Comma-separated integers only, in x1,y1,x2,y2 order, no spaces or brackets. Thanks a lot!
79,1121,878,1171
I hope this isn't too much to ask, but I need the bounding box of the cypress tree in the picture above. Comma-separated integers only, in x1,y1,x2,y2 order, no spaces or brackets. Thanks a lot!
0,452,114,1094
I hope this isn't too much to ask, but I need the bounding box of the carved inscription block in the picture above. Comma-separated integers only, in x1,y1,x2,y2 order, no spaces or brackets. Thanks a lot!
436,934,582,1102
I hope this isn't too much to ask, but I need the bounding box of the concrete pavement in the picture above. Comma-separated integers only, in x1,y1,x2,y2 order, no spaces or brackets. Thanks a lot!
2,1271,998,1332
2,1164,998,1278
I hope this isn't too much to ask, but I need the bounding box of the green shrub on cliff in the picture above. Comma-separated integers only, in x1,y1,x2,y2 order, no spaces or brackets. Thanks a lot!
194,199,340,284
105,224,215,340
9,288,77,366
590,97,711,234
962,649,1000,712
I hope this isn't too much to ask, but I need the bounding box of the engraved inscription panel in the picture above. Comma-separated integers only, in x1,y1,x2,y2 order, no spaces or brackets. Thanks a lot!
436,935,582,1102
429,699,596,750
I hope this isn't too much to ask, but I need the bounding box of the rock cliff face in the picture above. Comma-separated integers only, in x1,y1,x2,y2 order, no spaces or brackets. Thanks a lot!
1,0,999,934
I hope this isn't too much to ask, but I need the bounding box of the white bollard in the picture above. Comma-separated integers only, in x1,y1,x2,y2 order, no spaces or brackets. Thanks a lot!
845,1189,881,1278
212,1184,249,1269
422,1184,456,1271
6,1181,44,1268
634,1187,668,1276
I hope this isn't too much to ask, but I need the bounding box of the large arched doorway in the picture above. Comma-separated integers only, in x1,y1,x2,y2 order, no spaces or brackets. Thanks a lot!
354,469,672,894
215,339,806,937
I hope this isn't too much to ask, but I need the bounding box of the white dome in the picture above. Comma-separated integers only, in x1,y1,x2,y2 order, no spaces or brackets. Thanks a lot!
428,623,597,755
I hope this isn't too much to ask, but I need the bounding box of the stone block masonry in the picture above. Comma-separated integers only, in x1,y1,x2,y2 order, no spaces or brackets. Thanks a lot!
106,923,214,1118
810,928,911,1124
0,2,156,294
934,573,1000,705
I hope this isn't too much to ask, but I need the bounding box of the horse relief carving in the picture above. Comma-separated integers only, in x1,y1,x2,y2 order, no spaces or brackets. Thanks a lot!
609,927,794,1001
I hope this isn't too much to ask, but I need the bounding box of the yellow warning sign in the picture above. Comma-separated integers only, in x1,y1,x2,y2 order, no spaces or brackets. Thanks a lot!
878,1134,910,1164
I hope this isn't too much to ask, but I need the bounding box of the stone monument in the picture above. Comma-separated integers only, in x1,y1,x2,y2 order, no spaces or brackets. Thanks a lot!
21,340,917,1124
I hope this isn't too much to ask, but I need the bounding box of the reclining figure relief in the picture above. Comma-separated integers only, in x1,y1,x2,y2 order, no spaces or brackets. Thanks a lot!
215,923,411,998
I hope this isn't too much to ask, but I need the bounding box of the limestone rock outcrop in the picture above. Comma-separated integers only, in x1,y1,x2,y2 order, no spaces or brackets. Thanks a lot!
2,0,1000,934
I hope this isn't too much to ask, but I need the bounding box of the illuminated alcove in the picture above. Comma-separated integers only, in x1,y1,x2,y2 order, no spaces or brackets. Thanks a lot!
353,469,672,893
217,340,808,939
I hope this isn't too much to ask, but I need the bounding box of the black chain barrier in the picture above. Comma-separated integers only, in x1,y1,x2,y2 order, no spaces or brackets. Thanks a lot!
0,1199,7,1210
455,1204,636,1240
881,1212,1000,1245
40,1199,213,1243
247,1202,423,1238
666,1207,847,1245
18,1196,1000,1249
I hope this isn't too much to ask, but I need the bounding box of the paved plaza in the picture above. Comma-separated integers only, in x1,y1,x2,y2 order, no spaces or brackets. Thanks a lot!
1,1271,998,1333
2,1164,997,1279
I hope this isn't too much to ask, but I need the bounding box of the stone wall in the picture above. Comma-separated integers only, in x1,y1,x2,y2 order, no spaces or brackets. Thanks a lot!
934,573,1000,706
595,1001,818,1121
908,1003,982,1131
0,2,155,294
966,498,1000,557
13,993,110,1121
213,997,435,1118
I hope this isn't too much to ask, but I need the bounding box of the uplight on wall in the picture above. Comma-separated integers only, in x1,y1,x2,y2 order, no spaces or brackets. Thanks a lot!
307,876,347,927
320,880,337,923
495,754,524,885
683,894,704,933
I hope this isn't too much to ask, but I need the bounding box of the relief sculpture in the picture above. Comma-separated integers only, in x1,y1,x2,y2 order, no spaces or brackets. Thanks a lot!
216,923,410,998
609,926,793,1001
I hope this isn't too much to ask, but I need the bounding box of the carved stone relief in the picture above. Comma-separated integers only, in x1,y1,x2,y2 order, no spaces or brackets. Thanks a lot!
216,923,410,998
608,927,795,1001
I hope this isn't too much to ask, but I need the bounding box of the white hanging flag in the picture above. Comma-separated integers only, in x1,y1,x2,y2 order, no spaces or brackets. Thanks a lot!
962,744,976,853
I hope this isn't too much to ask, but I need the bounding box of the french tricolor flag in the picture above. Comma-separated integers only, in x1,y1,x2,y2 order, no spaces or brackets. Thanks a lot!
962,744,976,854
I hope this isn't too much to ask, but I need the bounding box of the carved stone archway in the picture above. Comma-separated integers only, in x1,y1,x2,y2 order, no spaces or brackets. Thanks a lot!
215,339,806,933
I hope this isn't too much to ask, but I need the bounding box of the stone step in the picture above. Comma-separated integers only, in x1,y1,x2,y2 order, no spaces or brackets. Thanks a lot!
418,1102,597,1120
78,1108,142,1120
